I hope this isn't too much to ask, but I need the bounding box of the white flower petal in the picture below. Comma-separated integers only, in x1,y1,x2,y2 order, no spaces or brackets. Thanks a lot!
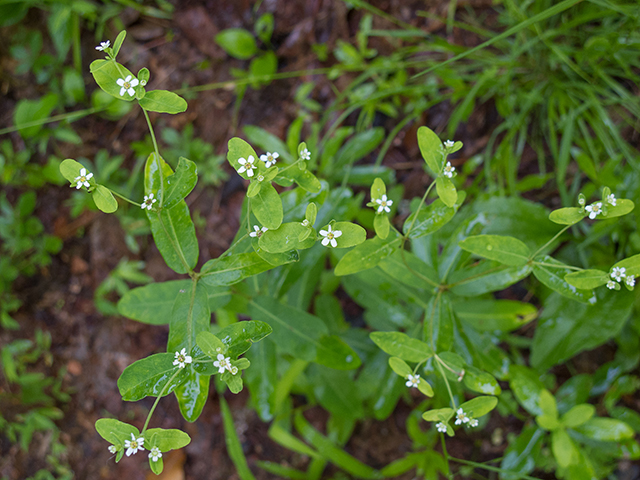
332,230,342,238
321,237,330,246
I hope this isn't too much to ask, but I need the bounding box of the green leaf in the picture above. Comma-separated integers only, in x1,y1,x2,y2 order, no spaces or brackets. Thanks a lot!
145,427,190,453
334,235,401,276
249,296,328,361
417,126,444,176
373,214,390,239
283,168,322,193
333,128,385,172
117,353,188,401
163,157,197,209
251,182,283,230
459,396,498,419
167,282,210,353
435,176,457,207
92,185,118,213
422,408,454,422
369,331,433,362
139,90,188,114
245,340,277,421
549,207,585,225
310,366,364,419
458,235,531,266
509,365,546,416
371,177,386,200
538,389,558,419
378,249,439,291
426,293,454,352
532,256,595,304
463,366,502,396
326,221,366,249
112,30,126,58
144,154,198,273
215,320,273,358
531,291,634,371
604,199,634,218
305,203,317,225
612,253,640,277
315,335,361,370
253,241,300,266
403,194,464,239
268,422,319,459
90,59,137,101
95,418,138,446
564,269,610,289
561,404,595,428
500,424,544,479
454,299,536,332
174,370,209,422
575,417,635,441
59,158,88,183
259,222,310,253
227,137,259,175
220,397,258,480
551,429,579,468
215,28,258,60
388,357,412,377
201,252,275,286
449,261,532,297
14,93,58,138
196,330,226,357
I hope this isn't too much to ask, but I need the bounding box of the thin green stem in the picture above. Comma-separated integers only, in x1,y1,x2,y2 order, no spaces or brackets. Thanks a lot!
277,159,302,173
533,261,581,271
440,432,452,478
142,108,164,206
448,457,543,480
110,189,142,208
0,107,101,136
435,358,457,411
530,224,572,259
404,180,437,240
142,369,181,433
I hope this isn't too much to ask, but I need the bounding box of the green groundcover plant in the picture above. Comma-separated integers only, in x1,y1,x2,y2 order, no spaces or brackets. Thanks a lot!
59,32,639,479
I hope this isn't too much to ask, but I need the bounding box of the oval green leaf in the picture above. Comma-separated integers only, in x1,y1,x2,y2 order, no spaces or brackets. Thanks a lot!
458,235,531,266
92,184,118,213
564,269,609,289
139,90,188,114
549,207,585,225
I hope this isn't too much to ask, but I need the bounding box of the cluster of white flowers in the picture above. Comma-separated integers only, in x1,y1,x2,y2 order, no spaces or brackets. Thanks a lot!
454,408,478,427
585,193,616,220
238,155,256,177
607,266,635,290
173,348,193,369
405,374,420,388
249,225,268,238
117,75,139,97
319,225,342,248
141,193,157,210
375,194,393,214
260,151,278,168
75,168,93,189
213,353,238,375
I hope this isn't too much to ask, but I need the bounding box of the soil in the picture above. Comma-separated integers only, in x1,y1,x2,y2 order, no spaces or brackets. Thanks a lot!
0,1,599,479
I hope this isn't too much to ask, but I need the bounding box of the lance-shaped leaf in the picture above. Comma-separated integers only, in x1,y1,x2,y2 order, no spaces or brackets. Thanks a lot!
549,207,585,225
315,335,361,370
249,296,328,361
532,256,595,304
463,366,502,396
163,157,197,209
449,261,532,297
174,370,209,422
403,193,465,239
574,417,635,441
500,424,545,479
117,353,188,401
90,59,137,101
378,249,439,291
334,235,401,276
458,235,531,267
251,182,283,230
139,90,188,114
425,293,454,352
259,222,310,253
200,252,275,286
509,365,546,416
92,184,118,213
215,320,273,358
417,126,444,176
369,331,433,362
388,357,412,377
252,241,300,266
603,199,634,219
167,282,210,353
564,269,610,289
435,176,457,207
145,428,191,451
454,299,536,332
310,366,364,419
118,280,188,325
245,340,277,421
111,31,126,58
459,396,498,419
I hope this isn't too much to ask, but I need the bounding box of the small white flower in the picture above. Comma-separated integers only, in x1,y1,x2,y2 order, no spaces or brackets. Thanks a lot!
124,433,145,456
149,446,162,462
237,156,256,177
578,197,586,206
405,374,420,388
319,225,342,248
116,75,139,97
607,193,617,206
213,353,232,374
108,445,117,454
96,40,110,51
443,161,455,178
141,193,157,210
606,280,617,290
249,225,268,238
74,168,93,189
585,202,602,219
140,80,147,87
257,174,264,182
626,275,635,287
455,408,469,425
230,366,238,375
444,140,455,149
468,418,479,428
301,148,311,161
259,151,279,168
436,422,448,433
173,348,192,369
611,267,626,282
375,195,393,214
301,219,310,227
457,369,465,382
